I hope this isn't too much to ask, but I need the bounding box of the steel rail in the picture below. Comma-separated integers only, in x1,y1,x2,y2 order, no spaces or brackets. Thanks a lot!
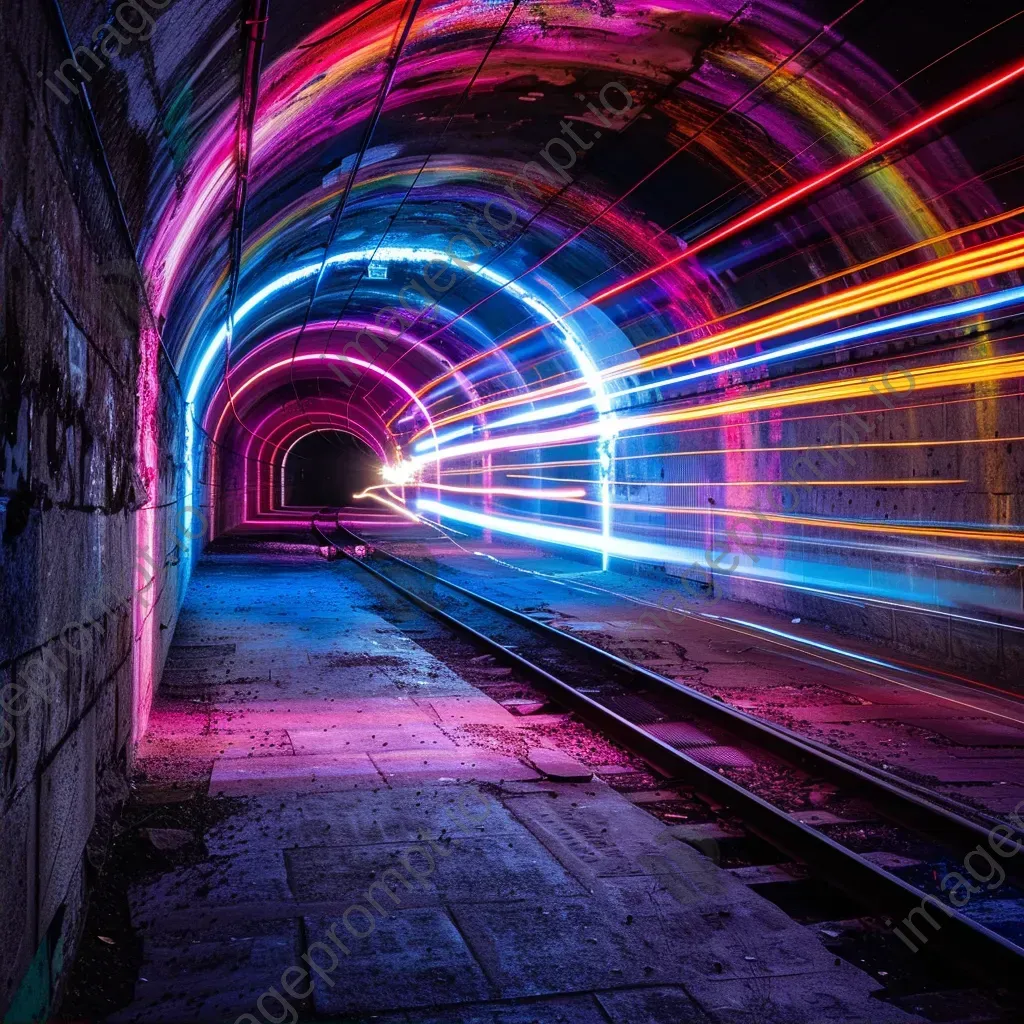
324,516,1017,848
310,510,1024,986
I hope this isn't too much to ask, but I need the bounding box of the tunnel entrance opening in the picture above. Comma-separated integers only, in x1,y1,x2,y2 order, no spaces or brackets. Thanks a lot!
283,430,379,507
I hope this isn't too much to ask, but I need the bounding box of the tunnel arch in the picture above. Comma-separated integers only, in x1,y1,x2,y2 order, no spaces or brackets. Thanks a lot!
280,428,380,509
136,5,1021,621
59,0,1024,684
248,404,391,522
182,245,631,556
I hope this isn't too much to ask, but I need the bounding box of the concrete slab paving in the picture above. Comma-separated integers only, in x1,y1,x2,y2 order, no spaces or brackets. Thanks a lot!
501,782,707,883
128,851,293,932
287,723,457,754
595,986,715,1023
785,704,931,724
285,829,588,904
369,747,541,785
303,907,493,1015
98,551,923,1024
108,925,301,1024
355,994,612,1023
420,694,531,727
525,747,594,781
604,867,828,973
205,786,522,856
212,698,441,730
905,716,1024,746
890,755,1024,783
682,968,916,1023
208,752,385,796
939,783,1024,812
448,895,671,996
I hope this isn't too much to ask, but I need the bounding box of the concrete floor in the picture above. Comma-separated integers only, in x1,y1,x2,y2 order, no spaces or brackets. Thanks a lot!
68,550,924,1024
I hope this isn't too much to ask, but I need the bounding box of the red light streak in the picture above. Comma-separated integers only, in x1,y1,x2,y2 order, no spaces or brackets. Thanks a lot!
422,57,1024,391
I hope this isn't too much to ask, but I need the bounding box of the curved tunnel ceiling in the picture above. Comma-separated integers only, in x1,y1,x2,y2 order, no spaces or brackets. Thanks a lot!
67,0,1024,607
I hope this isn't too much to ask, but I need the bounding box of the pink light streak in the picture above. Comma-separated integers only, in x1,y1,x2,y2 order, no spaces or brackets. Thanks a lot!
133,323,161,744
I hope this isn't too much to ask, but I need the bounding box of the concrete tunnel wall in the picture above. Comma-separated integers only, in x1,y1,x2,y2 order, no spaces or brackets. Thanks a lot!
607,372,1024,684
0,1,204,1014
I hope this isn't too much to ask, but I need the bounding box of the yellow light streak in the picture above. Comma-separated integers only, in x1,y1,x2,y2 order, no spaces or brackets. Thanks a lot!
560,498,1024,545
415,231,1024,438
505,473,968,487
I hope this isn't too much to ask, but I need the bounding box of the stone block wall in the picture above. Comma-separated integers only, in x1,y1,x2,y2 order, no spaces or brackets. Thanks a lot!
0,1,196,1017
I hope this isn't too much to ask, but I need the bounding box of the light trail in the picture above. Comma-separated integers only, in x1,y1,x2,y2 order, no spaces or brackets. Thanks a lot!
408,481,586,498
353,489,424,523
690,617,1024,720
181,243,615,542
416,233,1024,436
204,351,438,527
416,56,1024,395
527,574,1024,710
404,0,872,354
552,497,1024,546
419,200,1024,417
407,345,1024,467
505,474,968,488
430,431,1024,474
415,497,1024,621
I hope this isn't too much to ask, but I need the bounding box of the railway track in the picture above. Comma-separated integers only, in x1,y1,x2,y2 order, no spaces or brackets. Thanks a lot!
310,509,1024,990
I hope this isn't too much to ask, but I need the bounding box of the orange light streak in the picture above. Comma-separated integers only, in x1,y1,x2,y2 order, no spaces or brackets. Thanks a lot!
417,351,1024,461
417,231,1024,437
564,499,1024,545
416,201,1024,420
413,482,586,498
415,57,1024,399
506,473,967,487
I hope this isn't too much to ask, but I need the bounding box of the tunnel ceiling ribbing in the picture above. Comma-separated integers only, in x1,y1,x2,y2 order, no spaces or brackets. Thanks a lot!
64,0,1024,601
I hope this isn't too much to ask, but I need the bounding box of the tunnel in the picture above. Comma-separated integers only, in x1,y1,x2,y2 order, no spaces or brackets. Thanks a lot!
283,431,379,508
3,0,1024,1020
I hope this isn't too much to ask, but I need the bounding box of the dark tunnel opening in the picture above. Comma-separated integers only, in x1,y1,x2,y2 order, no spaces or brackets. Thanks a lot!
282,430,379,507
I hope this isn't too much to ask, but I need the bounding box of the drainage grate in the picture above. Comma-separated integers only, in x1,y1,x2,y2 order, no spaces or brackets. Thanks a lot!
599,693,665,725
647,721,717,749
690,745,757,770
